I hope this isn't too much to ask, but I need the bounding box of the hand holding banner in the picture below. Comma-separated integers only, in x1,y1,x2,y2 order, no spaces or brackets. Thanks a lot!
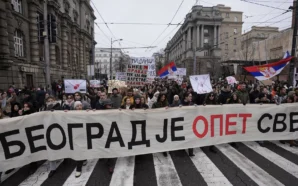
1,104,298,172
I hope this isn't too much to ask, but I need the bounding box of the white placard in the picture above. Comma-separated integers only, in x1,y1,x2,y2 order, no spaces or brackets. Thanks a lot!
131,57,156,80
190,74,212,94
64,79,87,94
226,76,237,85
1,104,298,172
176,68,186,76
90,80,101,88
116,72,127,81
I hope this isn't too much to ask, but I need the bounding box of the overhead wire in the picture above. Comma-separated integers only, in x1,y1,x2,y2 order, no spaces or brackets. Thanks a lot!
240,0,289,11
146,0,185,52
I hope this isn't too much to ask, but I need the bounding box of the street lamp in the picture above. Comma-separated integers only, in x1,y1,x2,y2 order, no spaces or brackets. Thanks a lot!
110,38,123,80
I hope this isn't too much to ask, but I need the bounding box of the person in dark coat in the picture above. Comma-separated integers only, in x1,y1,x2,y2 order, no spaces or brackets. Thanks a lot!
170,95,181,107
182,93,195,156
152,94,169,157
131,95,149,109
10,102,21,118
203,93,217,154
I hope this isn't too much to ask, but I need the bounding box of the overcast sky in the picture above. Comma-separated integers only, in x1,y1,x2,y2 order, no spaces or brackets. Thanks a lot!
91,0,293,57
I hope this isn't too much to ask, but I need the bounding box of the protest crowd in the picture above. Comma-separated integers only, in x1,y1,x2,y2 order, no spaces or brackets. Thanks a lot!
0,75,298,180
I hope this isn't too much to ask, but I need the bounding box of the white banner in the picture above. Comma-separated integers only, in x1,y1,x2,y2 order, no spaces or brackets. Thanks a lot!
190,74,212,94
64,79,87,94
1,104,298,172
131,57,156,80
89,80,101,88
176,68,186,76
115,72,127,81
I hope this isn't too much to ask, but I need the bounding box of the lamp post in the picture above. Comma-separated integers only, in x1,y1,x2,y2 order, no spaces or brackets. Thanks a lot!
110,38,123,80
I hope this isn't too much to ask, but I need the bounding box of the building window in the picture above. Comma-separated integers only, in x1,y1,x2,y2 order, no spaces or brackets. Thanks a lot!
204,38,209,44
14,30,24,57
225,32,228,39
55,46,60,65
226,13,229,18
11,0,22,13
115,54,118,57
104,54,107,57
234,17,238,22
225,44,228,50
204,29,209,34
234,38,237,45
234,28,237,34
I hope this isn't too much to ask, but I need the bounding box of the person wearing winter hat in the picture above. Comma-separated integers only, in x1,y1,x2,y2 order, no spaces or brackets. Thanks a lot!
71,92,91,110
65,101,88,178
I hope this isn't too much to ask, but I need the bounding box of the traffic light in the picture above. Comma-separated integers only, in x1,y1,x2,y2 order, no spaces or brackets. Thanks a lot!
37,13,44,42
48,14,57,43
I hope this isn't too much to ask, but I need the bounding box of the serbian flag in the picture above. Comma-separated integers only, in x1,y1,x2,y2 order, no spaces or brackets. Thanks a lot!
158,62,177,78
243,51,292,81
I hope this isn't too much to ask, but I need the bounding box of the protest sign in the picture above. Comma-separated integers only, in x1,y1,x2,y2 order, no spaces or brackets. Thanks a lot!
131,57,156,82
1,104,298,172
190,74,212,94
64,79,87,94
89,80,101,88
108,80,126,93
126,65,148,86
176,68,186,76
116,72,127,81
226,76,238,85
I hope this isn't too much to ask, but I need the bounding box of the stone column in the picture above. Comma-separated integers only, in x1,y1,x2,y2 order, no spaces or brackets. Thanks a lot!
61,25,68,69
201,25,204,47
187,27,191,49
183,33,186,52
196,25,200,48
79,37,84,71
49,44,56,66
72,29,77,70
214,25,217,46
0,6,9,57
28,3,39,64
217,26,221,47
5,1,14,57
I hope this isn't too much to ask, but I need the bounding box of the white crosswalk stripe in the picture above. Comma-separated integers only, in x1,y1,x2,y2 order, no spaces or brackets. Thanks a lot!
109,156,135,186
216,144,284,186
19,160,63,186
153,152,182,186
189,148,232,186
63,159,98,186
2,142,298,186
0,168,20,183
244,141,298,178
271,141,298,155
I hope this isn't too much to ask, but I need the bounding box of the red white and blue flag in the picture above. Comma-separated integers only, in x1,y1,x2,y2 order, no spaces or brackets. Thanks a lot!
158,61,177,78
243,51,292,81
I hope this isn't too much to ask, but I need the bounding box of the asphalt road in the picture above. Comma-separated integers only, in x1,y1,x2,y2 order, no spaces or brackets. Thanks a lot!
1,141,298,186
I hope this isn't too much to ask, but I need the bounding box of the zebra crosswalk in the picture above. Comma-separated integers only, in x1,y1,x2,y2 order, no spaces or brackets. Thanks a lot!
1,141,298,186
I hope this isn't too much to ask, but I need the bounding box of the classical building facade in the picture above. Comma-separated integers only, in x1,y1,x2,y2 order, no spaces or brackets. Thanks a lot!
240,26,279,60
165,4,243,78
94,48,130,79
218,4,243,61
0,0,96,89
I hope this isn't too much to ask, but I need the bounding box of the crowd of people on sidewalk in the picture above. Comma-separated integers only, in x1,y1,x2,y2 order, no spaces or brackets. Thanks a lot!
0,77,297,180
